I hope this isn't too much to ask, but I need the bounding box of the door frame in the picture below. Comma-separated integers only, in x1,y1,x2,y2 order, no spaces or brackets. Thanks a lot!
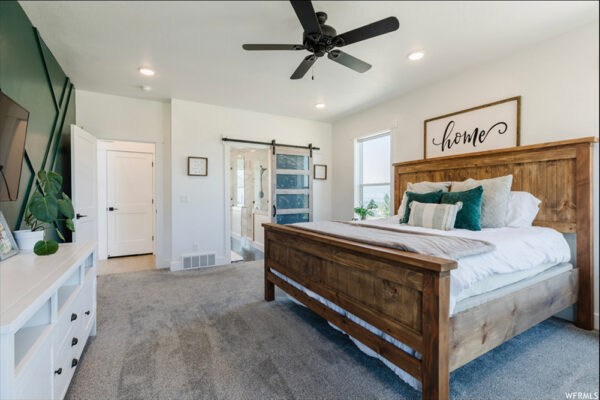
223,142,271,264
97,140,156,260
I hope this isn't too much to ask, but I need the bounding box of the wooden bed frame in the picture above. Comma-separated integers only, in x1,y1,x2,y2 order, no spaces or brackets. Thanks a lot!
263,137,596,400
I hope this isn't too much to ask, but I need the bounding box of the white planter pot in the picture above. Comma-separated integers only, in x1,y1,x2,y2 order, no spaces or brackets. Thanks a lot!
13,230,45,251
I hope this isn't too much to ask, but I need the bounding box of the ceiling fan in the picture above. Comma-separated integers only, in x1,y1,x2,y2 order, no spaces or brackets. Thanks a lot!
242,1,400,80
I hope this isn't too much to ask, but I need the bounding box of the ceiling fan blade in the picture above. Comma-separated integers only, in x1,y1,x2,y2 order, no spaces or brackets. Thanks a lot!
290,1,322,37
242,44,304,51
328,50,371,73
290,54,317,80
334,16,399,47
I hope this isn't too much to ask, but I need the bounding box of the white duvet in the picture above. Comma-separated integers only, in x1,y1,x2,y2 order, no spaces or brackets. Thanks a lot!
357,217,571,314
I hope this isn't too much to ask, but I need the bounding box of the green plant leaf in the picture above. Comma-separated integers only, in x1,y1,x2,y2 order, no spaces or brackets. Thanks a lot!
55,227,65,241
65,218,75,232
38,170,62,195
29,191,58,223
33,239,59,256
57,193,75,218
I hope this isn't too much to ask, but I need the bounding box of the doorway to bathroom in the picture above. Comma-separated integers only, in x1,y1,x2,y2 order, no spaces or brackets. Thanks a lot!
228,145,270,262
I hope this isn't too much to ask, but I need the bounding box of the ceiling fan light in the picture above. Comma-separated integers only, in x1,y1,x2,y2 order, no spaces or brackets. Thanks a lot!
408,51,425,61
315,103,326,109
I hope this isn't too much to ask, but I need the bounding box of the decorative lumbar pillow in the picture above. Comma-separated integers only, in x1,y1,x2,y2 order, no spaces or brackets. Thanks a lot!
440,186,484,231
450,175,513,228
397,181,451,219
401,190,444,224
407,201,463,231
505,191,542,227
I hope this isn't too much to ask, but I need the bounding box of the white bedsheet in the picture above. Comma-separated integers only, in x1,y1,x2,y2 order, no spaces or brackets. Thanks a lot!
355,218,571,314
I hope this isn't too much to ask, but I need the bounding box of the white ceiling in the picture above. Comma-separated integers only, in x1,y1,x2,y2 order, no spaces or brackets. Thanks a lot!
21,1,598,122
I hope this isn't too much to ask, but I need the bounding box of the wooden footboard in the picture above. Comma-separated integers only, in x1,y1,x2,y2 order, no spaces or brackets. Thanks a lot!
263,223,456,400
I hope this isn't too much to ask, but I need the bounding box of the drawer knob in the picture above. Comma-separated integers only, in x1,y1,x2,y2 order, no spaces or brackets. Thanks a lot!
85,310,90,315
55,368,62,375
72,337,78,346
71,358,78,368
71,313,77,321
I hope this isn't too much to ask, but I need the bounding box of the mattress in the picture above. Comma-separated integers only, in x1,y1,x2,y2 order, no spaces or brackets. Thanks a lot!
347,219,572,314
272,261,574,391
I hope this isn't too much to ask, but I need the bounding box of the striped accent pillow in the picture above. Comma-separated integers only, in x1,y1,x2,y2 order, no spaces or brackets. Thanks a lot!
407,201,463,230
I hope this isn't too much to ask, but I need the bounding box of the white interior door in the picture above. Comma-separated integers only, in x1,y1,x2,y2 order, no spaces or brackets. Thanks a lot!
106,150,154,257
271,147,313,224
70,125,97,243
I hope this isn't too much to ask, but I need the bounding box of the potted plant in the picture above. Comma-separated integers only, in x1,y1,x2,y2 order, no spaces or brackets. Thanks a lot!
354,199,378,220
13,208,45,250
15,170,75,255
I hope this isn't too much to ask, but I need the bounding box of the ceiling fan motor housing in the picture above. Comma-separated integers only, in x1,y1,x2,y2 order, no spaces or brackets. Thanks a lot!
302,12,341,57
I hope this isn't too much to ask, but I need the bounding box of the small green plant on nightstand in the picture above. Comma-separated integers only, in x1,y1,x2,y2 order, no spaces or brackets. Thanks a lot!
25,171,75,255
354,199,378,220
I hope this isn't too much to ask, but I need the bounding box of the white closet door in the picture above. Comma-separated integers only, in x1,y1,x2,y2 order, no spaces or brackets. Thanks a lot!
106,151,154,257
271,147,313,224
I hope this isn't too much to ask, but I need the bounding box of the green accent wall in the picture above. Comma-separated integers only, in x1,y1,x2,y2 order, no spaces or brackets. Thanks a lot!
0,1,75,239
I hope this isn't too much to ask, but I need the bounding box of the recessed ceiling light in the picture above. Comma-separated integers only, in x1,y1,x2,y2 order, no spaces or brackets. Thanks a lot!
315,103,326,109
138,67,155,76
408,51,425,61
407,51,425,61
140,85,152,92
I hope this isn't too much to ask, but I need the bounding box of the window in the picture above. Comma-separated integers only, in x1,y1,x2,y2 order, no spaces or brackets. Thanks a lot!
357,132,391,218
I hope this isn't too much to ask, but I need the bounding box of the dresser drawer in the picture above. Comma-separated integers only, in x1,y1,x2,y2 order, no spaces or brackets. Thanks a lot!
53,335,80,400
54,304,79,353
77,276,95,333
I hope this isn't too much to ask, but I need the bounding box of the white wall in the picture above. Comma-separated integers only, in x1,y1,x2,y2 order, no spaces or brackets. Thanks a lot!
331,22,599,328
75,90,172,268
171,98,332,266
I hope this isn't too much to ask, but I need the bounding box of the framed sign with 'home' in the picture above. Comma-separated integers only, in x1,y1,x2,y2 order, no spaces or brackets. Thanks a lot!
424,96,520,158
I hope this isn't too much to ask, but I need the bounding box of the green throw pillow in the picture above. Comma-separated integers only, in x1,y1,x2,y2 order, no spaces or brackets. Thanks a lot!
440,186,483,231
401,190,444,223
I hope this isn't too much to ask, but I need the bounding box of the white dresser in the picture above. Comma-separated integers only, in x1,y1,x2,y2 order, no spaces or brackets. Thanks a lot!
0,242,97,400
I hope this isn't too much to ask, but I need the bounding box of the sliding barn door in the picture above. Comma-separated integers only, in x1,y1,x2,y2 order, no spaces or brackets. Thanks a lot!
271,147,313,224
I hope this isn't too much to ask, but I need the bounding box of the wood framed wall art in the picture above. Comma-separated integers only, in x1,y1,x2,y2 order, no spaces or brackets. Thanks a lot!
188,156,208,176
424,96,520,158
314,164,327,180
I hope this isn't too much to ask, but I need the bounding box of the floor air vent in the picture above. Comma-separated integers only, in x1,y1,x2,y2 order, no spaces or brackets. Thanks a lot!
182,253,216,269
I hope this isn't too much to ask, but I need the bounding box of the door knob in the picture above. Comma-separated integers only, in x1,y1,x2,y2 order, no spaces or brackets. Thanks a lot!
107,207,118,211
55,368,62,375
71,313,77,321
71,358,78,368
72,337,78,346
76,213,87,219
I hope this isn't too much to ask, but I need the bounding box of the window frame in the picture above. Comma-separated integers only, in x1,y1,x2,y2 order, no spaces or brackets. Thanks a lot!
356,131,391,216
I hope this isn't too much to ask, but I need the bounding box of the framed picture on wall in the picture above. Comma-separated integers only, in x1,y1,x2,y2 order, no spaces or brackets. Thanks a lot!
314,164,327,180
188,156,208,176
0,211,19,261
424,96,520,158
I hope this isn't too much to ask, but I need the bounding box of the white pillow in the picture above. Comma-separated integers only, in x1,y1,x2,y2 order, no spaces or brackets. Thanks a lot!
397,181,451,219
451,175,513,228
407,201,463,230
505,191,542,227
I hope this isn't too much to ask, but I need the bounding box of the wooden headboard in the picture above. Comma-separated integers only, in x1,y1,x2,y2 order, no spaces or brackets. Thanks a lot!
393,136,597,330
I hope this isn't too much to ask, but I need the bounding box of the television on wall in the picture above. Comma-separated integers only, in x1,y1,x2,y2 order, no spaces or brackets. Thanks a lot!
0,90,29,201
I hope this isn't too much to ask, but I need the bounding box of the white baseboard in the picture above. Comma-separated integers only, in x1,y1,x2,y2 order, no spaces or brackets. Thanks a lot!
251,241,264,252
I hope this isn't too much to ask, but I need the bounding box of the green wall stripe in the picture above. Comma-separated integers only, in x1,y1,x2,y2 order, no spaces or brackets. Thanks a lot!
50,83,73,170
33,27,59,112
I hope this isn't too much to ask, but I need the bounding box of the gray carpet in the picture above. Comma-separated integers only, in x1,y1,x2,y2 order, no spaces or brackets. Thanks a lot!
66,260,599,400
